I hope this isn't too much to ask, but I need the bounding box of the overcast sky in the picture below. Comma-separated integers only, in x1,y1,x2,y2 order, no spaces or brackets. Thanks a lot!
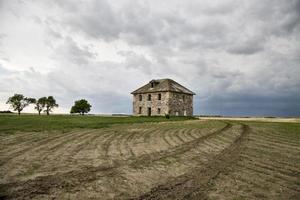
0,0,299,116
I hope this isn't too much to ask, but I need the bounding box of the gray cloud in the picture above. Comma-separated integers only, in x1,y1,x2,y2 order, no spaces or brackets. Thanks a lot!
51,37,97,65
0,0,299,116
55,0,122,41
227,36,265,55
200,92,300,117
0,33,6,41
118,51,152,74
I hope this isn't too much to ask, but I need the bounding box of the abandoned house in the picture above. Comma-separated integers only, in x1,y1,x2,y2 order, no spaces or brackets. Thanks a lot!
131,79,195,116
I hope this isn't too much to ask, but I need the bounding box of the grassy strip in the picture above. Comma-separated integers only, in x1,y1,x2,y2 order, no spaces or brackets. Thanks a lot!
0,114,195,134
243,121,300,140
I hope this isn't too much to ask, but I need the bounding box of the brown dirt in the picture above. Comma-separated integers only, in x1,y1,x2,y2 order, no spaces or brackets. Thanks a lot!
0,120,299,200
131,124,250,200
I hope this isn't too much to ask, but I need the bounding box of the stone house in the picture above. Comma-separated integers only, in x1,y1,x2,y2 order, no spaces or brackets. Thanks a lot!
131,79,195,116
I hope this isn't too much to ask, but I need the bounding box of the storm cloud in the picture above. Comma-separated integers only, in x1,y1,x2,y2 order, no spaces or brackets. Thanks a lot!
0,0,299,116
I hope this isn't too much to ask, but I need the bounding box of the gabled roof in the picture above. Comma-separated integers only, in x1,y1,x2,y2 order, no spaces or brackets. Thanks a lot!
131,79,195,95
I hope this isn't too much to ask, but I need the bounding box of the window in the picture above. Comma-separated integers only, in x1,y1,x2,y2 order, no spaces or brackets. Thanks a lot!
139,95,142,101
158,93,161,100
158,108,161,114
151,82,154,88
139,107,142,114
148,94,151,101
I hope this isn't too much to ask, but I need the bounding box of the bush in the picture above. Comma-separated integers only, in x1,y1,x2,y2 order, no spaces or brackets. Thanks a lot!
0,110,13,113
165,114,170,119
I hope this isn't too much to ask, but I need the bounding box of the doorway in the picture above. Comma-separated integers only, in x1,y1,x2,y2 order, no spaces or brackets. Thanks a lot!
147,107,151,116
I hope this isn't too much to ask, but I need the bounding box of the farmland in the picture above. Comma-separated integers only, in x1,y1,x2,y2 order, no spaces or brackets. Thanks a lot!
0,115,299,199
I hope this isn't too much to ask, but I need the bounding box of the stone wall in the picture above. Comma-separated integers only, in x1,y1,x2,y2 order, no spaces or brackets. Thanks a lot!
133,92,193,116
168,92,193,116
133,92,169,116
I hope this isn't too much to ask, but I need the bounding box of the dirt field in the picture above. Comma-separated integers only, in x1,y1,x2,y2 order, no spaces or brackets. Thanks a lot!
0,119,299,199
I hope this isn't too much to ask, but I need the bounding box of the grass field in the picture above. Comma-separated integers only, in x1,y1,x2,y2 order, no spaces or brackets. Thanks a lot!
0,115,299,199
0,115,195,134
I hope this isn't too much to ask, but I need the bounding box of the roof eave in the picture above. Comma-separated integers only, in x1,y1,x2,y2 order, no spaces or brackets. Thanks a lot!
131,90,196,95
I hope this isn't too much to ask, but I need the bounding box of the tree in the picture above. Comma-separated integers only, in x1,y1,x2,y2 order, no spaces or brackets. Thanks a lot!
44,96,58,115
70,99,92,115
6,94,35,115
34,97,47,115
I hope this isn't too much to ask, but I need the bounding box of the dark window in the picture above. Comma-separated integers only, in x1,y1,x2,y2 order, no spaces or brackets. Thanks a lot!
158,108,161,114
139,95,142,101
139,107,142,114
151,82,154,88
147,107,151,116
148,94,151,101
158,93,161,100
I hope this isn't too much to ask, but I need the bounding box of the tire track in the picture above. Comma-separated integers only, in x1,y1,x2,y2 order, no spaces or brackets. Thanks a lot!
129,122,232,168
0,131,98,183
1,121,298,200
0,130,87,166
166,129,181,146
186,128,198,140
102,130,120,157
117,131,137,158
201,123,300,200
181,128,196,141
143,128,163,144
132,123,249,200
0,132,41,147
240,153,300,173
0,122,232,199
174,129,188,143
235,163,300,189
0,131,62,154
0,165,118,200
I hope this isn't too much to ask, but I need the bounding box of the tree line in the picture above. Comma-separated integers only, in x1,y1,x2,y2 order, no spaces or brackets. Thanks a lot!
6,94,91,115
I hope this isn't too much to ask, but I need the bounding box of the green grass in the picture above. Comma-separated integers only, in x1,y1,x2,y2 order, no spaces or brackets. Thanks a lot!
245,121,300,140
0,114,195,134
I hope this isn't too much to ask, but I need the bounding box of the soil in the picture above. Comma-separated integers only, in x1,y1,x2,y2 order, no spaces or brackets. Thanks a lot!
0,120,299,199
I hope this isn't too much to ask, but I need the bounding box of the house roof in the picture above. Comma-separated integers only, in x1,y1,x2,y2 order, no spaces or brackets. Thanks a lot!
131,79,195,95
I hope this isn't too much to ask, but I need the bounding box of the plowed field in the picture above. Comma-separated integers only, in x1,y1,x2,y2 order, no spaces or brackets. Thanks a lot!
0,118,299,199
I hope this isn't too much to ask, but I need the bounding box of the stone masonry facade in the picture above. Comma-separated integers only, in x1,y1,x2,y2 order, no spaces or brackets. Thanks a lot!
131,79,195,116
168,92,193,116
132,92,193,116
